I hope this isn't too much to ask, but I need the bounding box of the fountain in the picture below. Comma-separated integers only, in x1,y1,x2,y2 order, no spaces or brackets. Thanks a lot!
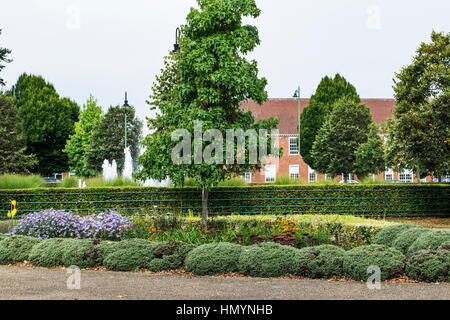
102,159,118,181
122,147,133,180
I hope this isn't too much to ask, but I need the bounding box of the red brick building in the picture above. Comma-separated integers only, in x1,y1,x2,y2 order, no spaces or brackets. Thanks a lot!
240,98,426,183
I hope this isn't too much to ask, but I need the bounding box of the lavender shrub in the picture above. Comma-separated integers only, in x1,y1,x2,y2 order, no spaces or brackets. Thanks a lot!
9,209,130,240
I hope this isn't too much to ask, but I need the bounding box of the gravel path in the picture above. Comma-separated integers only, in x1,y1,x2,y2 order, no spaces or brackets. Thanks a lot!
1,266,449,300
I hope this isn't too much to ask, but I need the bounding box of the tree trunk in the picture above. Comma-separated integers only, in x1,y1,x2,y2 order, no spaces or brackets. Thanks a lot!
201,187,208,229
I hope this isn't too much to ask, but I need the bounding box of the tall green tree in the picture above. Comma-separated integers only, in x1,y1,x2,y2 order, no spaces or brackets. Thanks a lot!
137,0,279,228
86,104,142,174
354,123,385,179
64,94,103,177
386,31,449,181
0,93,36,173
300,74,360,167
310,98,377,181
0,28,12,87
10,73,79,175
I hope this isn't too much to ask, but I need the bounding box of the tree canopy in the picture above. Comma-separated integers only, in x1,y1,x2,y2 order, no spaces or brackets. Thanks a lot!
64,94,103,177
137,0,279,227
0,92,36,173
386,31,450,180
0,29,12,87
86,104,142,174
310,98,379,180
10,73,79,175
300,74,360,168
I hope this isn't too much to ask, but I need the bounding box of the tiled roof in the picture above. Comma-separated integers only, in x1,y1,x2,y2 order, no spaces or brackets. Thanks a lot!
240,98,395,135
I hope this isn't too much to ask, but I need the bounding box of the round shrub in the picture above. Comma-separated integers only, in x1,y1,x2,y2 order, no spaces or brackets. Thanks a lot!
97,238,157,258
405,249,450,282
439,241,450,251
237,242,298,278
102,240,159,271
392,227,432,254
293,245,346,278
372,224,418,247
148,241,196,272
28,238,68,267
343,244,405,281
408,231,450,254
0,235,41,264
185,242,243,275
61,239,104,268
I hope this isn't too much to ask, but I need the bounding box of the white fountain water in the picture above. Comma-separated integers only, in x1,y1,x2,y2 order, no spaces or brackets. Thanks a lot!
102,159,118,181
122,147,133,181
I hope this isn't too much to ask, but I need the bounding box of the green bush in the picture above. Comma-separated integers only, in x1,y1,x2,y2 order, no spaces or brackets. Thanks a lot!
405,249,450,282
60,176,78,188
61,239,104,268
102,239,159,271
408,231,450,254
392,227,432,254
0,235,41,264
185,242,243,275
293,245,346,278
28,238,67,267
148,241,196,272
439,242,450,251
0,174,44,190
372,224,418,246
237,242,298,277
343,244,405,281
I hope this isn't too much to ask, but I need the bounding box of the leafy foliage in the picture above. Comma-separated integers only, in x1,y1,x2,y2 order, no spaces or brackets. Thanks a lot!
0,235,41,264
61,239,104,268
148,241,196,272
391,227,431,254
102,240,159,271
9,73,80,175
354,123,385,179
293,244,346,278
372,224,419,247
28,238,67,267
185,242,243,275
237,242,298,277
64,95,103,177
300,74,360,167
86,104,142,174
343,244,405,281
310,98,380,179
405,249,450,282
386,31,450,179
0,93,37,174
408,230,450,254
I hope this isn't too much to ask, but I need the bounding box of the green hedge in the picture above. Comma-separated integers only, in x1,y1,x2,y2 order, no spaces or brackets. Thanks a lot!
1,184,449,219
0,184,450,217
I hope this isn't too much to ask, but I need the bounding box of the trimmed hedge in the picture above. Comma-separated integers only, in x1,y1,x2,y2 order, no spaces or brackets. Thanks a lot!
0,235,41,264
372,224,420,247
293,245,346,278
343,245,405,281
238,242,298,277
1,184,449,219
185,242,243,275
392,227,432,254
148,241,196,272
28,238,67,267
61,239,104,268
102,240,159,271
405,249,450,282
408,231,450,254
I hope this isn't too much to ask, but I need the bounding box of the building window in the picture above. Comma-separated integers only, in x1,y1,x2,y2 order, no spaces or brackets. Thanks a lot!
289,165,299,180
241,172,252,183
399,169,413,183
308,166,317,183
265,165,276,183
385,168,393,182
289,137,299,155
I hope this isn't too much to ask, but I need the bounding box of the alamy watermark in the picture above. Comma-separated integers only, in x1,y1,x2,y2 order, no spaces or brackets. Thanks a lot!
366,265,381,290
366,5,382,30
66,5,81,31
67,265,81,290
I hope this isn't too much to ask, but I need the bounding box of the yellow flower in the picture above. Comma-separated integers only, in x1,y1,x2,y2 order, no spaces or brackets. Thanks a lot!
7,211,11,218
11,209,17,217
11,200,16,207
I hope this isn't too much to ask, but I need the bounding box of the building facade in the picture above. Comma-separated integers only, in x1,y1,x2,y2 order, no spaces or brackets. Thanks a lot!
240,98,427,183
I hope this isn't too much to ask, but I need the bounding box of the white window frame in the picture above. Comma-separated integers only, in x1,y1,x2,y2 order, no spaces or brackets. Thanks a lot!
289,165,299,180
289,137,299,155
308,166,317,183
399,169,413,183
241,172,252,183
264,165,276,183
385,168,393,182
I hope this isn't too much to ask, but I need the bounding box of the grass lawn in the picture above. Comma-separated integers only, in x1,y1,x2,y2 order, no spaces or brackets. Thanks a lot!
381,217,450,229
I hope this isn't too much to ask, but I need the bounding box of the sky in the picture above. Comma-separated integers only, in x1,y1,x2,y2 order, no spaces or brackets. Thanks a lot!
0,0,449,135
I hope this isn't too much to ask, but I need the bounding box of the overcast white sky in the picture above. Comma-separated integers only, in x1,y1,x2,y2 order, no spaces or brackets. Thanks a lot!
1,0,449,134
